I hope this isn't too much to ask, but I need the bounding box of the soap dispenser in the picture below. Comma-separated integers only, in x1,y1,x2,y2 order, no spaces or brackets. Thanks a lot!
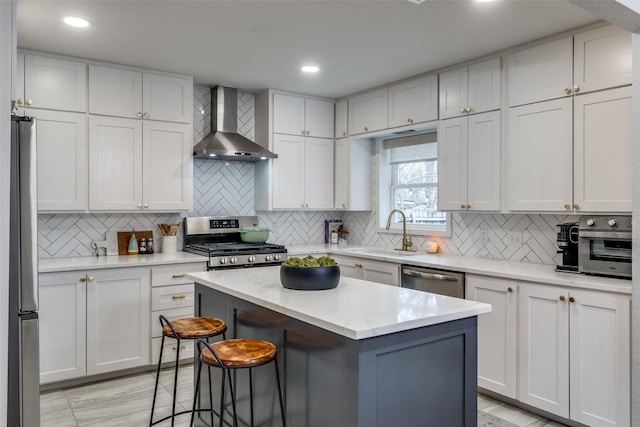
128,231,139,255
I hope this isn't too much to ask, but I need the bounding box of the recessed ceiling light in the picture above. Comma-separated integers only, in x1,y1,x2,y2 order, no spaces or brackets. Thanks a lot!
406,0,428,4
301,65,319,73
475,0,496,3
64,16,91,28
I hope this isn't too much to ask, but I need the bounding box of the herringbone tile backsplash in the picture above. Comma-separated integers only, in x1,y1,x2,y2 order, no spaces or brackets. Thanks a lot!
39,85,567,265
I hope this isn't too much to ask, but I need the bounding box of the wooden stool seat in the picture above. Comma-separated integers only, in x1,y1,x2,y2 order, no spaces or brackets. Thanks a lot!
201,338,277,367
161,317,227,339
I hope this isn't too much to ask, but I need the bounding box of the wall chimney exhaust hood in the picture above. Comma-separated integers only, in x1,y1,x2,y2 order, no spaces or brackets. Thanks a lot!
193,86,277,162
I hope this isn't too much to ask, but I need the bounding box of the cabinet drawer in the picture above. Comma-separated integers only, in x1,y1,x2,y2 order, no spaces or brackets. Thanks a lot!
151,336,194,365
151,263,205,287
151,306,195,338
151,284,194,310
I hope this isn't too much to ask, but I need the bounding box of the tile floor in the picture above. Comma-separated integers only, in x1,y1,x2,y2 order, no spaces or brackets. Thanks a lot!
41,364,567,427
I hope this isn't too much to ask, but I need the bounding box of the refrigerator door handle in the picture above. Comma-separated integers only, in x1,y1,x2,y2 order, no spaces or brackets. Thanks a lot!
21,314,40,427
19,118,38,312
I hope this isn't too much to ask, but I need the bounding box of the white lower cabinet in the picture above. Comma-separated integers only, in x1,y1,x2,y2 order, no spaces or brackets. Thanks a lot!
466,274,517,398
518,283,630,427
331,255,400,286
39,267,150,383
150,262,206,365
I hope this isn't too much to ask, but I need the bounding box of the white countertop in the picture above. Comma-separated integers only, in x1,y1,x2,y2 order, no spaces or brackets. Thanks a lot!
287,244,632,294
38,252,208,273
188,266,491,340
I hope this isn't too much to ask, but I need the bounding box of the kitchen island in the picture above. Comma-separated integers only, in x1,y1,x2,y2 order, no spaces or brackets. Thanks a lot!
188,266,491,427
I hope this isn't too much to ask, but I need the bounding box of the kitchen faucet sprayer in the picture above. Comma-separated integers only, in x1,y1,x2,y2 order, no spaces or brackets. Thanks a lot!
386,209,414,252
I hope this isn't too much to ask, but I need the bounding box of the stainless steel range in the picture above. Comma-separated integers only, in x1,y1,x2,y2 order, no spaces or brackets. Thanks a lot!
183,216,287,270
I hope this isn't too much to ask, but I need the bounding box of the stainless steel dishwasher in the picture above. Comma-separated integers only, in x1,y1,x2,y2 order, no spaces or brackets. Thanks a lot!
400,265,465,298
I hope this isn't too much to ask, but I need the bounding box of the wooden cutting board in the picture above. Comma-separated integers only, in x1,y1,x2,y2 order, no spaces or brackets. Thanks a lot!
117,230,153,255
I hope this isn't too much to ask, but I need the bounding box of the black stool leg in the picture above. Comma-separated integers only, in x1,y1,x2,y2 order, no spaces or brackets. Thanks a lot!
219,366,227,427
170,336,181,427
274,359,286,427
249,368,254,427
190,355,203,427
149,333,166,426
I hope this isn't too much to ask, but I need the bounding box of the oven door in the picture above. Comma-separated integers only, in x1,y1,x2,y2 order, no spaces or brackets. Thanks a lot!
578,231,632,278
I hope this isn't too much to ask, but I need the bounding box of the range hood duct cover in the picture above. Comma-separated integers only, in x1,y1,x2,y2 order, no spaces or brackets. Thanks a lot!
193,86,277,161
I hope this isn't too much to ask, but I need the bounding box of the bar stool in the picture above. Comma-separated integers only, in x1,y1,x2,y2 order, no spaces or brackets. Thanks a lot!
150,315,227,427
190,338,286,427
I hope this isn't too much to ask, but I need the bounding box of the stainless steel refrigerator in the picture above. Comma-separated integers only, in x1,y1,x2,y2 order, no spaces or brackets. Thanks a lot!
7,115,39,427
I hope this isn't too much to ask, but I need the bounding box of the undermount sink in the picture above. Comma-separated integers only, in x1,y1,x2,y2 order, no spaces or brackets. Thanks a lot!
361,248,423,257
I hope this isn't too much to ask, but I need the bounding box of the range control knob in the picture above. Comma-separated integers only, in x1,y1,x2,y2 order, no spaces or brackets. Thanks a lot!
586,218,596,227
274,254,282,261
608,218,617,227
230,257,237,264
219,258,227,265
248,256,255,263
265,255,273,262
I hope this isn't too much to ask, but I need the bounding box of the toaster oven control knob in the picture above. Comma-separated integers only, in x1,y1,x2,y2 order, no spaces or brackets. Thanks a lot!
586,218,596,227
265,255,273,262
248,256,255,263
608,218,617,227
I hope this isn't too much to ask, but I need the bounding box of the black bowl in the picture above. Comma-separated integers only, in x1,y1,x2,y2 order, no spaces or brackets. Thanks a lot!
280,264,340,290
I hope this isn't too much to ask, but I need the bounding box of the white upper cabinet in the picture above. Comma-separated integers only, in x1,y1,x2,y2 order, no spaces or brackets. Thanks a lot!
573,24,632,94
273,93,334,138
508,24,631,108
335,99,348,139
573,86,632,213
349,88,388,135
14,53,25,115
89,116,192,211
272,134,333,210
438,111,501,211
507,98,573,212
508,37,573,107
28,109,88,212
23,54,87,112
89,64,192,123
334,138,372,211
387,75,438,128
439,57,501,119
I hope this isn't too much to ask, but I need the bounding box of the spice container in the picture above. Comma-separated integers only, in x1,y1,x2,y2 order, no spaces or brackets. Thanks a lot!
139,238,147,254
146,238,154,254
330,231,338,244
338,230,349,244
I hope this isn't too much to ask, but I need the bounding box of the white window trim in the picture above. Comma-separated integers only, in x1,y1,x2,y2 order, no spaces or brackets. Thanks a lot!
377,137,451,238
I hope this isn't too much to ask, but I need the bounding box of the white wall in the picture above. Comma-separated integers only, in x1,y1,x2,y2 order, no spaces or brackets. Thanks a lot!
0,1,16,425
632,30,640,427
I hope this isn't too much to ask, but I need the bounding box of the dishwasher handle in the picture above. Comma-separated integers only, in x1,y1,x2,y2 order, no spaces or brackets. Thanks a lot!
402,268,460,282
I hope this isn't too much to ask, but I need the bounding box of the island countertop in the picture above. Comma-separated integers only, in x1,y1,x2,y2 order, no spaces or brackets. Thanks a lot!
187,266,491,340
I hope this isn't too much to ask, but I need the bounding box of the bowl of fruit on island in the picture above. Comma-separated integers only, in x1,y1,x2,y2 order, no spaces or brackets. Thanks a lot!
280,256,340,290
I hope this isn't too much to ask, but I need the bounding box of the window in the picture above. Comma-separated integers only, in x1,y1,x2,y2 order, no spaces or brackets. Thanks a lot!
380,132,449,235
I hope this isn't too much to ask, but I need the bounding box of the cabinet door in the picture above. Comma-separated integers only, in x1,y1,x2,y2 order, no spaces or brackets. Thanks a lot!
467,111,500,211
568,290,630,427
335,99,348,139
89,116,143,210
348,88,388,135
88,65,143,119
28,109,88,211
330,255,360,279
362,261,399,286
334,138,349,209
86,268,150,375
273,93,305,136
518,283,570,418
272,134,305,209
437,116,468,211
506,98,573,212
39,272,87,383
574,25,632,94
388,75,438,127
24,54,87,112
304,137,334,209
468,57,501,115
466,275,516,398
14,52,24,115
573,86,631,213
142,121,193,211
439,67,468,120
142,73,192,123
508,37,573,107
305,98,334,138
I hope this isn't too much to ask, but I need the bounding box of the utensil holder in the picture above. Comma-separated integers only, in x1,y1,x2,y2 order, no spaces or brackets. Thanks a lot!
162,235,177,254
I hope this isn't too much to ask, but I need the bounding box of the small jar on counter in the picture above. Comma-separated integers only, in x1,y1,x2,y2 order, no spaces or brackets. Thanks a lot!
146,238,154,254
338,231,349,244
139,238,147,254
330,231,339,244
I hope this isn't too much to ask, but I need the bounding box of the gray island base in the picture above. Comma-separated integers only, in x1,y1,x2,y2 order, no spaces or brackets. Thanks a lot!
190,267,489,427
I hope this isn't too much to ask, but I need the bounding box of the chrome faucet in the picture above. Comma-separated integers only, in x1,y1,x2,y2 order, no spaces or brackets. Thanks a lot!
385,209,414,252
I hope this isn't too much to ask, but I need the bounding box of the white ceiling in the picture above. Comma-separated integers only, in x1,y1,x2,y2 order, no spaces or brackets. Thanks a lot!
17,0,602,99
